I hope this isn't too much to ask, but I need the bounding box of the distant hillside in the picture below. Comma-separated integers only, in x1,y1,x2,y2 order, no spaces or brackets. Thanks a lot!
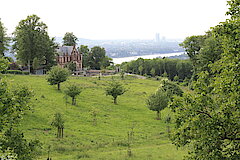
6,38,184,61
55,37,184,58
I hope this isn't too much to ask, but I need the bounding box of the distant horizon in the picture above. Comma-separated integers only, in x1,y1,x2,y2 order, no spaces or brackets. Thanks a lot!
54,36,184,41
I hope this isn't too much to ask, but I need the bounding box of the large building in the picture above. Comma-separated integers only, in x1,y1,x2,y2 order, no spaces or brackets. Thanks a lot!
56,45,83,71
155,33,160,43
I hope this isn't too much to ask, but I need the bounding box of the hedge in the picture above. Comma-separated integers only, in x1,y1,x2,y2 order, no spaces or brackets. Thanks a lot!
3,70,30,75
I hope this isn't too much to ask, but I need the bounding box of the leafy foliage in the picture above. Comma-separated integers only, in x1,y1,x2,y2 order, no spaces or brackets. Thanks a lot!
160,80,183,98
146,89,169,120
32,57,40,70
12,15,56,72
1,129,41,160
0,147,17,160
85,46,112,70
64,61,76,73
65,83,82,105
180,32,223,82
0,80,33,131
0,57,9,72
51,113,64,138
0,79,40,160
0,18,10,57
78,45,90,68
226,0,240,19
46,66,70,90
179,35,206,61
121,58,192,81
105,81,126,104
63,32,78,46
170,1,240,159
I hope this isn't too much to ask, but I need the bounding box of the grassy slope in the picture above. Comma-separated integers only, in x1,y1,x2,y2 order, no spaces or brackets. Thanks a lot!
6,74,186,160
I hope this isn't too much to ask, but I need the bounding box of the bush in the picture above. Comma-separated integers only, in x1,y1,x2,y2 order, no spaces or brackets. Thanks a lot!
22,72,30,75
4,70,26,75
161,80,183,97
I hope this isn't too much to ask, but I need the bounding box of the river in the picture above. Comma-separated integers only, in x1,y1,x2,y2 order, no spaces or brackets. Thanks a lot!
112,52,184,64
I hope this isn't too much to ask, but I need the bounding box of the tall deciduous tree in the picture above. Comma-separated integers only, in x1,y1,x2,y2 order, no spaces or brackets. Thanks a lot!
180,33,223,82
0,18,10,57
88,46,111,70
170,1,240,159
46,66,70,90
12,15,56,72
179,35,206,62
63,32,78,46
78,45,90,68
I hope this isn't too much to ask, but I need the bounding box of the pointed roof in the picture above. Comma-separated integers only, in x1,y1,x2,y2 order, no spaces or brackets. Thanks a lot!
56,46,74,56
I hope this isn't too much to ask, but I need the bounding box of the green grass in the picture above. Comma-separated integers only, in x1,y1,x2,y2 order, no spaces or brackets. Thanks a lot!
5,74,186,160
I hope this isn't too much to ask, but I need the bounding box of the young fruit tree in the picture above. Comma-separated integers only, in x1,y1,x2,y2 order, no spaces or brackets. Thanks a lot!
51,113,64,138
64,83,82,105
146,89,169,120
105,81,126,104
46,66,70,90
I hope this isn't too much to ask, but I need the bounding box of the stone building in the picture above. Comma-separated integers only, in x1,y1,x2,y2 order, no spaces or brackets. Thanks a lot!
56,45,82,71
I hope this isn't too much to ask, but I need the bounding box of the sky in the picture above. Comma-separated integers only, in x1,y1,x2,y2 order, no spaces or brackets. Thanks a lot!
0,0,229,40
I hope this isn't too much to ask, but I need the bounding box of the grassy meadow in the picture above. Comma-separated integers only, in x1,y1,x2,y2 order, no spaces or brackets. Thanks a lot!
5,74,187,160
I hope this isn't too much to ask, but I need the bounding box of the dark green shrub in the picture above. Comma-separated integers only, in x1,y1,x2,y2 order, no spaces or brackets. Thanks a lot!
5,70,24,75
161,80,183,97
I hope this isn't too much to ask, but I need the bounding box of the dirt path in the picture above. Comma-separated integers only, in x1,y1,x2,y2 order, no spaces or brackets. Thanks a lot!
126,73,146,79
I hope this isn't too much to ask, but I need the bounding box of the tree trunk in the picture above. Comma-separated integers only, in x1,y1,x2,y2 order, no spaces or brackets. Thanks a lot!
114,97,117,104
156,111,161,120
57,83,60,90
57,128,59,138
72,97,75,105
167,125,170,137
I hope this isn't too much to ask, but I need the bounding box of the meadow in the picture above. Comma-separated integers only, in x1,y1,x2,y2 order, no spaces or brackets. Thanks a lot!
5,74,187,160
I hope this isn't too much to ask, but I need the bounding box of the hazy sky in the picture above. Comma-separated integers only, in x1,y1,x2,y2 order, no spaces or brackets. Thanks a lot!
0,0,229,40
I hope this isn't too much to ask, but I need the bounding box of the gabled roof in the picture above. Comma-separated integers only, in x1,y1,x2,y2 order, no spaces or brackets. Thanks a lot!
56,46,74,56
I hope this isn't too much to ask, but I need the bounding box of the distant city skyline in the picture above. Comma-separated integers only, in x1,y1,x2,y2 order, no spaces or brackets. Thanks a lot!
0,0,229,40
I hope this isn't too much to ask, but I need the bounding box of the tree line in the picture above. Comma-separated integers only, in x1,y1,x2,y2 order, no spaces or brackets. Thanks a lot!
121,57,192,81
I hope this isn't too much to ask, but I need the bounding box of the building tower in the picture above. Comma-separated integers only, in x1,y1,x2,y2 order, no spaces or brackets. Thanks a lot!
155,33,160,43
